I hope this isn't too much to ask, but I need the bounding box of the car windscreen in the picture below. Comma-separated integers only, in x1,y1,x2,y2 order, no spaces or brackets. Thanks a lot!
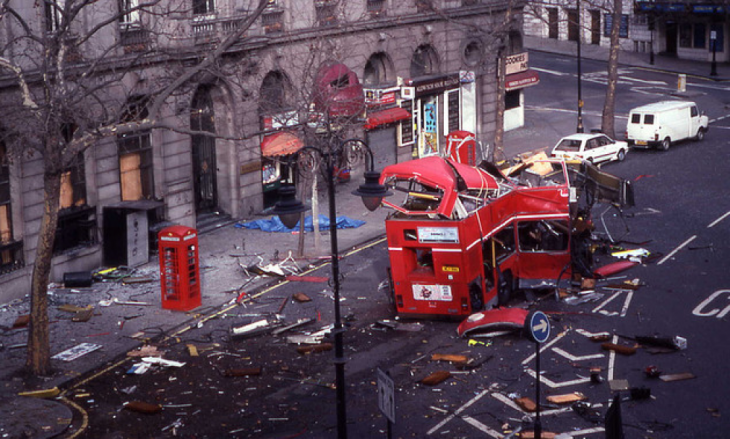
554,139,582,152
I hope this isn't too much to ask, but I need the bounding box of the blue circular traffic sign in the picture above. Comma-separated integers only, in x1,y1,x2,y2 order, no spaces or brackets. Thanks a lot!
526,311,551,344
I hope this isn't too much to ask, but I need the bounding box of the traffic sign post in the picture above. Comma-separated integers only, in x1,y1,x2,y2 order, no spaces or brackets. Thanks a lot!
525,311,551,439
377,368,395,438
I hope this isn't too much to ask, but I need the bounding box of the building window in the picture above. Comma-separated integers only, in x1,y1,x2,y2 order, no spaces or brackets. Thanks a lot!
0,140,22,274
262,10,284,34
118,97,154,201
694,23,706,49
193,0,215,15
679,23,692,48
119,0,140,26
315,0,338,27
505,90,520,110
367,0,386,16
547,8,558,39
364,53,391,86
410,45,439,77
45,0,66,32
603,13,629,39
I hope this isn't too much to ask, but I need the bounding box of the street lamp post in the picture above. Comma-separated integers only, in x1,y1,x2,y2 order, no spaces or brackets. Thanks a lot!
576,1,584,133
272,139,391,439
649,18,655,65
711,30,718,76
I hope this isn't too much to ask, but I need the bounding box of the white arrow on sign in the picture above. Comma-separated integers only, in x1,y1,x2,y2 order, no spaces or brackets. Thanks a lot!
533,319,548,333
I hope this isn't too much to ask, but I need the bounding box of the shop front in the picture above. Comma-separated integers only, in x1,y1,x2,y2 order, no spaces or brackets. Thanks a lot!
504,52,540,132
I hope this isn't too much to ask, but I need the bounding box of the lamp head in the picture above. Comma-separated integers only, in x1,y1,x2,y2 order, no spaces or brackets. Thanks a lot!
272,185,307,229
352,171,392,211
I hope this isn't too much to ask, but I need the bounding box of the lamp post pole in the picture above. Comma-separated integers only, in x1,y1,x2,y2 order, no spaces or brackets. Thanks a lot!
272,139,391,439
711,31,718,76
576,1,584,133
323,147,349,439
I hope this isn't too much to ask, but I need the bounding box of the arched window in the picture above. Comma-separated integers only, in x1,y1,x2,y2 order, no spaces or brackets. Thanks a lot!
410,45,439,77
363,52,392,86
190,86,218,212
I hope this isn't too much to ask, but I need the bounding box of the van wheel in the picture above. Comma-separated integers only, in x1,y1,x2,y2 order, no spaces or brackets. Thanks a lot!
617,149,626,161
696,128,705,141
660,137,671,151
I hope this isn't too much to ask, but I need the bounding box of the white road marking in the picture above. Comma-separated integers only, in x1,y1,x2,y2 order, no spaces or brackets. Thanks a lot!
426,389,489,435
708,211,730,228
607,335,618,382
460,415,504,437
592,290,622,314
657,235,697,265
531,67,568,76
552,347,605,361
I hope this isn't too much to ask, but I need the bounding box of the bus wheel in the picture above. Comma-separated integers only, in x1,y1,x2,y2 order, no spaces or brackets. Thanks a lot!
498,271,514,306
469,282,484,311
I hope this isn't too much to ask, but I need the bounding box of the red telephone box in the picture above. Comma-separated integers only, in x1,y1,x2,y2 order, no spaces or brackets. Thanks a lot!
158,225,201,311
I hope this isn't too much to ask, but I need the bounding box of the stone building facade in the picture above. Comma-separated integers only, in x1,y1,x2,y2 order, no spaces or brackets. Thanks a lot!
0,0,526,302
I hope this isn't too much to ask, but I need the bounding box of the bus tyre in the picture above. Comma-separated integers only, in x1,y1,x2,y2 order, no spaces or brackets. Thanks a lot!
498,271,514,307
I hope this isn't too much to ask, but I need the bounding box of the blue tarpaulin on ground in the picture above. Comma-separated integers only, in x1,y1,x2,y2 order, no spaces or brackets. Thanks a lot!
236,214,365,233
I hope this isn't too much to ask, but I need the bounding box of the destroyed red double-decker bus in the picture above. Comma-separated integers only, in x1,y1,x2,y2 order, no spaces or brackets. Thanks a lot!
379,154,633,318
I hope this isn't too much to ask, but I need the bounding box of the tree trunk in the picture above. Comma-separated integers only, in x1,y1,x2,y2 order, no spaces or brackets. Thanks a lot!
27,171,62,375
601,0,623,138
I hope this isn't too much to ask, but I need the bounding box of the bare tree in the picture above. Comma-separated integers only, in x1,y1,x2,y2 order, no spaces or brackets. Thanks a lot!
523,0,625,137
601,0,622,138
0,0,271,376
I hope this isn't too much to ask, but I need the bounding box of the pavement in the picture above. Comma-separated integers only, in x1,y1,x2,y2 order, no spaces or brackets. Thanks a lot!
0,37,727,437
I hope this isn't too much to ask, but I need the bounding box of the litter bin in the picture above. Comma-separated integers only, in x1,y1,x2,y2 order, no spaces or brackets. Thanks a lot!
158,225,201,311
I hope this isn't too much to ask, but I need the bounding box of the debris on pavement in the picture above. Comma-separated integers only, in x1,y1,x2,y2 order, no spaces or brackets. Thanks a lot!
546,392,587,404
430,353,469,366
127,345,164,358
457,307,529,338
17,387,61,399
223,367,262,377
292,292,312,302
123,400,162,414
51,342,102,361
659,372,696,382
514,396,537,412
420,370,451,386
601,342,637,355
296,343,333,355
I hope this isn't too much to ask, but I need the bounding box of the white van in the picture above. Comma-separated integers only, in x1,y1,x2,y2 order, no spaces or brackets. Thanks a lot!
626,101,708,151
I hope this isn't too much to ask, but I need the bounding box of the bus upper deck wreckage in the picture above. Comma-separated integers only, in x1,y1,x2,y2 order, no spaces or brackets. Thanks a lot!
379,153,634,319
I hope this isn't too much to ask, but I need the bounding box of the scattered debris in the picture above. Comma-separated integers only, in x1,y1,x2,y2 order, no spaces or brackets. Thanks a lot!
141,357,186,368
546,392,587,404
620,334,687,351
17,387,61,399
659,372,696,382
420,371,451,386
72,307,94,322
627,387,651,400
12,314,29,328
124,401,162,414
571,401,601,423
230,316,283,338
292,293,312,302
644,365,662,378
224,367,262,377
127,345,163,358
468,339,492,347
601,342,637,356
457,307,528,338
514,396,537,412
296,343,333,355
271,318,315,336
375,320,424,332
431,353,468,366
52,343,102,362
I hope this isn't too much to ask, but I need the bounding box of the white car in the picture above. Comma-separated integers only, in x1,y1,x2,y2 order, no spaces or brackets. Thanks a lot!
550,133,629,164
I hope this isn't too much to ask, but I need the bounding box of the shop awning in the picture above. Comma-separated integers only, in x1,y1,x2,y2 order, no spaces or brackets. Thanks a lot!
364,107,411,129
505,69,540,91
261,132,304,157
